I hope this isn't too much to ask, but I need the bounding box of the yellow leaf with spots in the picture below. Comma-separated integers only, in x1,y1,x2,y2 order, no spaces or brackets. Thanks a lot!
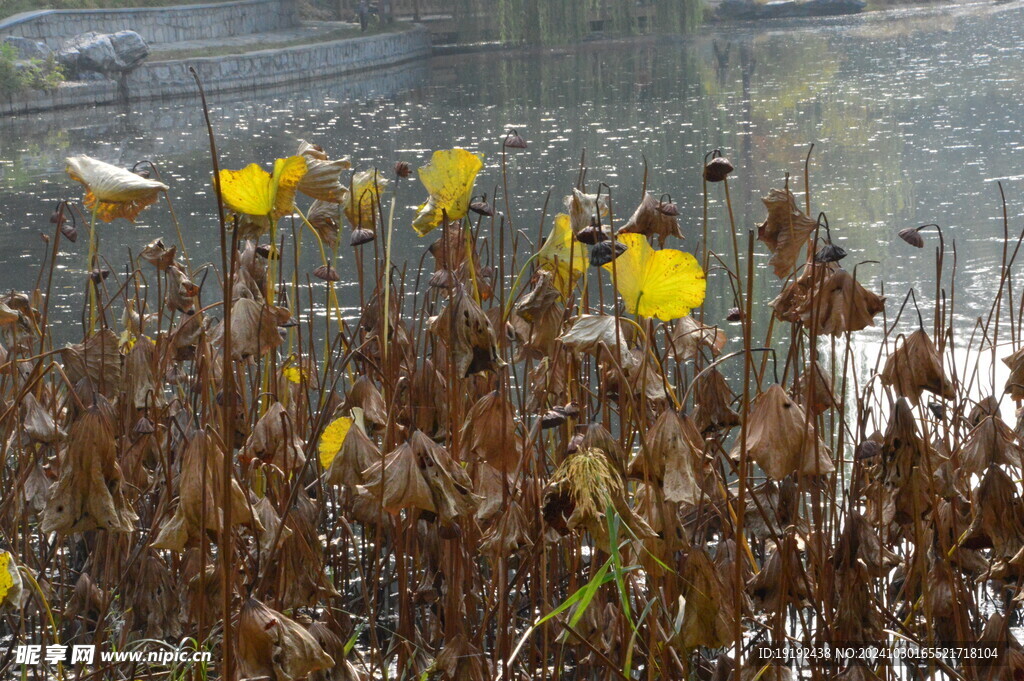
282,366,306,384
0,551,22,609
217,156,308,223
412,149,484,236
603,233,706,321
537,213,586,297
318,416,353,470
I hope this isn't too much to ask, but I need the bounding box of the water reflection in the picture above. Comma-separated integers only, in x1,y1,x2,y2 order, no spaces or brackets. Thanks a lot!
2,2,1024,347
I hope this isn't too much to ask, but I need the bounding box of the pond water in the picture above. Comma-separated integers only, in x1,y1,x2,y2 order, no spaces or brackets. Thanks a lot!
2,0,1024,355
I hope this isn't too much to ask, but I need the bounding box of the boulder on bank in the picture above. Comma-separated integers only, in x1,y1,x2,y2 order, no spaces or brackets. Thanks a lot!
57,30,150,78
108,31,149,70
2,36,52,62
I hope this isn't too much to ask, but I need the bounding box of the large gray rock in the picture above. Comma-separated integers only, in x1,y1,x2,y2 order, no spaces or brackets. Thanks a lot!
58,32,117,75
2,36,52,62
56,31,149,78
109,31,149,70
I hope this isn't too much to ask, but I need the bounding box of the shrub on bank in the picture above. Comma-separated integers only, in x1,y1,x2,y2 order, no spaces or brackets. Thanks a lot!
0,43,65,95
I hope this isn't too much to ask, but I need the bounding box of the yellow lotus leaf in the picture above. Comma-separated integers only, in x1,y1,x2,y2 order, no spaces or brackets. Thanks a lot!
0,551,22,609
65,155,168,223
319,415,353,470
218,156,308,223
412,148,484,236
603,233,706,321
343,169,389,232
537,213,586,297
282,366,306,384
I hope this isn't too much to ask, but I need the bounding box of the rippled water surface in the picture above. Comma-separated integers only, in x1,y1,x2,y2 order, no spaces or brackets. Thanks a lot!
3,1,1024,340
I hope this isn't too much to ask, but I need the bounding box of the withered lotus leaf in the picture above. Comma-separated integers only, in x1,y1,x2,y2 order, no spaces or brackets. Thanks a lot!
731,384,834,479
307,199,341,249
244,401,306,472
324,411,380,488
309,622,368,681
139,238,176,270
747,529,812,612
806,268,885,335
430,290,503,377
617,191,682,246
627,409,704,506
214,297,289,361
430,633,488,681
480,500,534,558
264,493,340,609
65,155,167,223
151,430,260,552
792,360,836,416
296,140,350,203
832,563,884,649
564,188,610,236
41,404,137,534
164,264,198,314
471,461,508,523
123,334,164,410
361,431,479,525
341,376,387,432
510,270,564,360
460,390,524,472
558,314,640,374
62,328,122,398
693,368,740,433
957,415,1024,475
878,398,930,488
600,346,669,404
880,329,953,406
252,496,292,554
769,262,823,324
679,547,735,649
833,511,898,577
668,315,726,363
21,391,64,444
237,598,334,681
967,465,1024,559
125,553,180,639
757,188,819,278
64,572,105,623
1003,345,1024,401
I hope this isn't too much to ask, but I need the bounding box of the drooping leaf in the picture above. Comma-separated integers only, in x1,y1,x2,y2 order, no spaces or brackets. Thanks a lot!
603,233,706,321
66,155,168,223
537,213,587,297
756,188,818,278
412,148,484,236
218,156,308,223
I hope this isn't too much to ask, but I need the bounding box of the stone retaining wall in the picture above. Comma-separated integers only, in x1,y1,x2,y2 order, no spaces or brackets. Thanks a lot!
0,27,431,115
0,0,299,48
125,27,431,100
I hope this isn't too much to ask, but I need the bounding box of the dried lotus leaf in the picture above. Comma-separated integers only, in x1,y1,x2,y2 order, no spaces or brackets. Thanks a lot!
617,191,682,246
757,187,818,278
41,404,137,534
730,384,833,479
880,329,953,406
237,598,334,681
